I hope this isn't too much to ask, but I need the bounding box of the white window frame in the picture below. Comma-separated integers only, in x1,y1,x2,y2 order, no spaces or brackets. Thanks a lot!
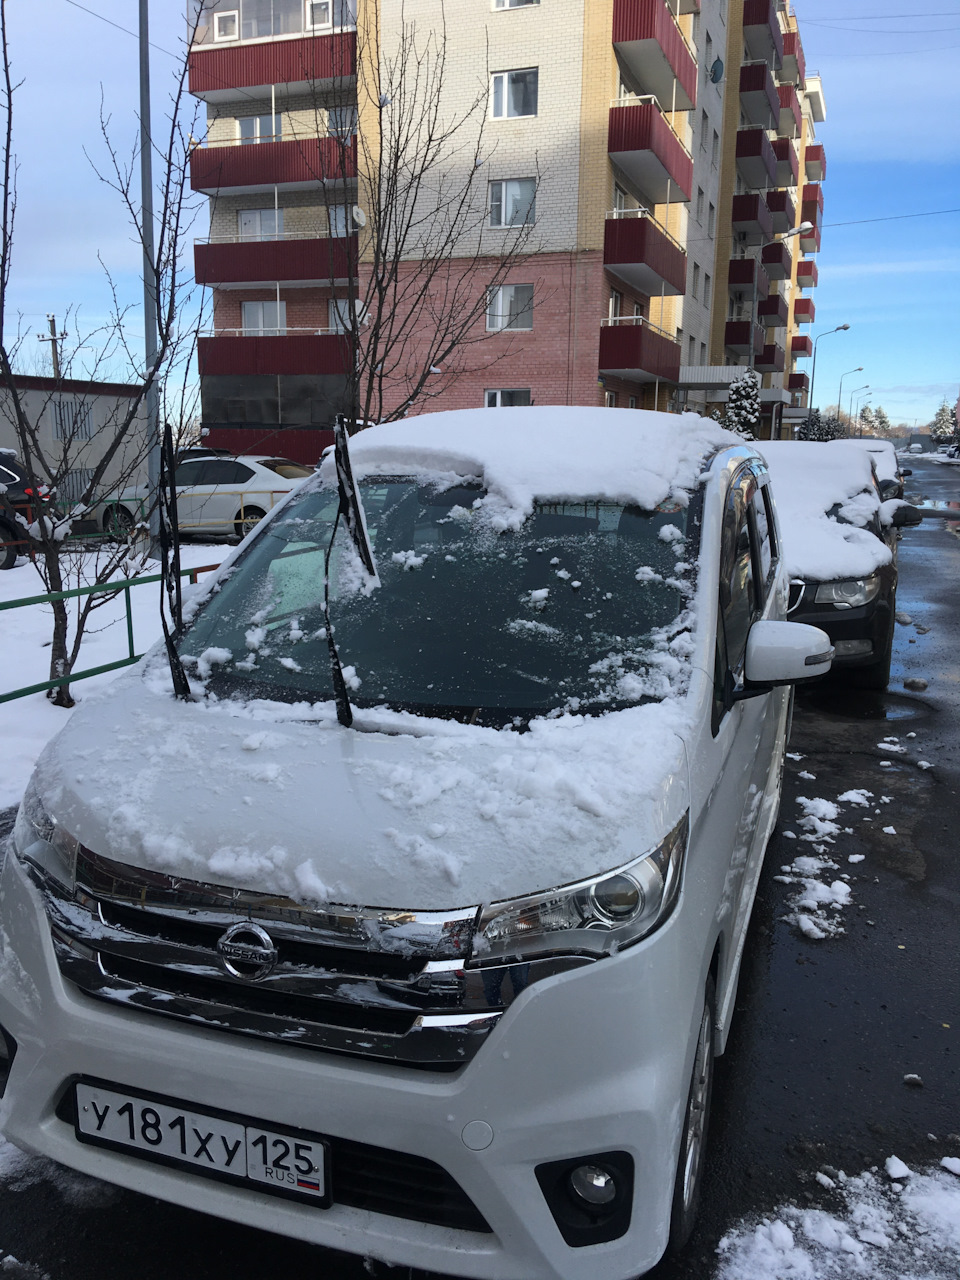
485,389,532,407
327,105,358,139
305,0,333,30
329,205,359,238
238,113,282,145
213,9,239,41
489,178,536,228
486,283,534,332
491,68,539,119
238,208,284,241
493,0,540,8
242,300,287,336
604,391,617,408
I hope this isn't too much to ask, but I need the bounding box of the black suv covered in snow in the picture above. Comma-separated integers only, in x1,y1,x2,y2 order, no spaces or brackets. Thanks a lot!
0,452,37,569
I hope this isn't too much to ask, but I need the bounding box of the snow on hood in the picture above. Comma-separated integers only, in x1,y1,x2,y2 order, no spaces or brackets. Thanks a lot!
840,436,899,484
34,662,691,912
756,441,892,582
321,406,739,530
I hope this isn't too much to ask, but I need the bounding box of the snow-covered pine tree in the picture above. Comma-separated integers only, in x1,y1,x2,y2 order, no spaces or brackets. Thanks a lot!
798,408,844,441
873,405,892,437
930,399,957,441
723,368,761,438
858,405,876,434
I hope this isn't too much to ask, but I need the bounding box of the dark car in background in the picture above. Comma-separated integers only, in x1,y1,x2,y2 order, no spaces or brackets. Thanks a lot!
0,451,44,570
760,442,923,690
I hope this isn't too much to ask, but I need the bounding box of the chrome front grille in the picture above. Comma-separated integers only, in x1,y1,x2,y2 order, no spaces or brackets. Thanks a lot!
37,849,589,1068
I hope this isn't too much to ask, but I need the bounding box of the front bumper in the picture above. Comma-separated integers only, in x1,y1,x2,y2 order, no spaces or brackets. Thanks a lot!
0,848,702,1280
789,584,893,668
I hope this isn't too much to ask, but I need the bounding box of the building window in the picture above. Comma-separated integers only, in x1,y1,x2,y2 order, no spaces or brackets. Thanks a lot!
700,342,707,363
306,0,332,27
329,205,359,237
708,203,716,238
489,178,536,227
634,301,645,319
692,263,700,299
239,113,281,144
705,33,713,69
628,395,637,409
485,389,532,406
494,0,539,6
487,283,534,330
238,208,283,240
214,10,238,40
491,69,538,118
613,183,628,214
53,399,93,442
604,391,617,408
328,105,357,138
688,335,696,364
712,129,720,166
696,187,704,223
703,272,712,307
242,300,286,336
608,290,623,320
700,109,708,147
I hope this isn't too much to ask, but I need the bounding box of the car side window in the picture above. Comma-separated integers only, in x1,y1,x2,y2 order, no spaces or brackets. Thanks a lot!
713,472,761,734
751,486,773,582
173,460,206,488
199,460,256,485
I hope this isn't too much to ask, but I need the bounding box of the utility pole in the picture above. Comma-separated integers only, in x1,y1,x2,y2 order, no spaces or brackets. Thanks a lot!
140,0,161,557
36,314,66,379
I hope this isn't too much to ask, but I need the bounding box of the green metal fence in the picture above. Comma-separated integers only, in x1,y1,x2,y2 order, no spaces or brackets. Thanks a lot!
0,563,219,704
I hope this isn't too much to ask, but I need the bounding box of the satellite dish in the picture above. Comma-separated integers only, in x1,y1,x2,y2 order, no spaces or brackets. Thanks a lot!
710,57,724,84
351,205,367,228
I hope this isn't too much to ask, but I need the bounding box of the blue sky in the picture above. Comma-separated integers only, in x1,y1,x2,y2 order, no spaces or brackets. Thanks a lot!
5,1,960,425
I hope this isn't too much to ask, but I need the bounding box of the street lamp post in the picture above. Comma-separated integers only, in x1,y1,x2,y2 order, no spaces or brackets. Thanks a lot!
855,391,873,436
808,323,850,417
848,384,869,432
140,0,160,557
837,366,864,428
749,221,815,373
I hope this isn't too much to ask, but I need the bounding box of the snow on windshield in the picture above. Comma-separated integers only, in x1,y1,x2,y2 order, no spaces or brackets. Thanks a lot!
757,442,892,581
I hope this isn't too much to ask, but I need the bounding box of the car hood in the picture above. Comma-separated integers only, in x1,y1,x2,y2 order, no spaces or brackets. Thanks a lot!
32,663,691,913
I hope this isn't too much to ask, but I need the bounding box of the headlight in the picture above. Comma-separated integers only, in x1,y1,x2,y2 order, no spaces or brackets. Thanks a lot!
814,574,881,609
12,778,78,891
471,814,688,965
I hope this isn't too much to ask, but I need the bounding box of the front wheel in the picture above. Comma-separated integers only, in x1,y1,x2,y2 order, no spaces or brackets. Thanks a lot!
234,505,266,539
0,519,19,569
668,977,716,1254
850,619,893,691
103,505,135,538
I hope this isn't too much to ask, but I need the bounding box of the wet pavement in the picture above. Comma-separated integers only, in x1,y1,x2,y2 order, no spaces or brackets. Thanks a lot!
0,459,958,1280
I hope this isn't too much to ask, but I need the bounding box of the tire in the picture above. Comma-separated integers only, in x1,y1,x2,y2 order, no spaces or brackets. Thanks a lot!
234,505,266,539
0,520,18,570
103,505,135,538
668,976,716,1255
850,619,893,691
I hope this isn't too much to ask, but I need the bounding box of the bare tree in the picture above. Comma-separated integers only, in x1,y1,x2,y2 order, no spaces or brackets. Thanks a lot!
0,0,204,706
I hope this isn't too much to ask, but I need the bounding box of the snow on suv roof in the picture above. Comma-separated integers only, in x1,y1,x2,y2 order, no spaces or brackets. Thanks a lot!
757,441,891,582
339,406,739,528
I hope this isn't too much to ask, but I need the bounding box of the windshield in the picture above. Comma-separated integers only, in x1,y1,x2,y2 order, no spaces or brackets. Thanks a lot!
179,478,698,724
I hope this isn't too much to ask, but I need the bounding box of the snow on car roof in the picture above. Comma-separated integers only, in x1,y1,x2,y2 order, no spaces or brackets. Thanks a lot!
840,436,899,483
757,441,892,582
339,407,739,528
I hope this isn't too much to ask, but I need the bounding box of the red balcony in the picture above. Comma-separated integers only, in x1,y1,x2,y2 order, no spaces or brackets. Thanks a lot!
765,189,795,234
724,321,764,355
777,84,801,139
612,0,697,112
805,142,826,182
731,193,773,245
739,61,779,128
736,127,777,190
793,297,815,325
758,293,789,328
782,31,806,86
756,343,785,373
761,239,792,280
772,137,799,187
791,334,813,357
608,102,693,204
788,372,809,393
797,260,818,288
197,333,352,377
728,257,770,298
194,236,356,287
598,319,681,384
800,224,821,254
743,0,784,68
190,137,357,195
801,182,824,215
604,213,687,296
189,33,356,102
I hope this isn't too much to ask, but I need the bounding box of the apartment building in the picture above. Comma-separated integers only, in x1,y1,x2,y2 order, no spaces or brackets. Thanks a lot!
188,0,825,458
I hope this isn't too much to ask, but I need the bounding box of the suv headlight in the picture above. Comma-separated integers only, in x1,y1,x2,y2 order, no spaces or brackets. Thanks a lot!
814,574,881,609
471,814,687,965
12,778,78,891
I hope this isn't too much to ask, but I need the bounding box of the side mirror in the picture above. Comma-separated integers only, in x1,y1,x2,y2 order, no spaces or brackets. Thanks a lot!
732,620,833,702
891,503,923,528
901,468,912,477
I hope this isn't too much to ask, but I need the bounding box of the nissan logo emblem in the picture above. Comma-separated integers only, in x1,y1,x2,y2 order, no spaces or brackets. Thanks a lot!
216,922,279,981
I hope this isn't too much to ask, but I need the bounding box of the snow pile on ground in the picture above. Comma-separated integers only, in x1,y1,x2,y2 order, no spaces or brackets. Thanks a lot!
775,790,864,939
756,441,892,581
0,547,223,809
715,1157,960,1279
0,1136,113,1208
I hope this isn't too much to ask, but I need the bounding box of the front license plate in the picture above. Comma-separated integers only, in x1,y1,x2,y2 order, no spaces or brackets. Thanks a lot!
74,1082,329,1206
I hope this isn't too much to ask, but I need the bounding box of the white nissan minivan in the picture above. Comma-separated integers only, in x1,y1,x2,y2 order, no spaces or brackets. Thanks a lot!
0,408,830,1278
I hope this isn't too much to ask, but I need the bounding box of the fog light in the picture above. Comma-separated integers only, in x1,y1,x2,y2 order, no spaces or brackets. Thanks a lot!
834,639,873,658
569,1164,617,1207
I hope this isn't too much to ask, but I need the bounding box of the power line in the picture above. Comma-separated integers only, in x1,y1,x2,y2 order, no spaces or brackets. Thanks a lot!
62,0,178,58
824,209,960,228
816,42,960,55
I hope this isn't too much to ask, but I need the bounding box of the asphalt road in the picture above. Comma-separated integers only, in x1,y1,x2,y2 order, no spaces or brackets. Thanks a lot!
0,456,957,1280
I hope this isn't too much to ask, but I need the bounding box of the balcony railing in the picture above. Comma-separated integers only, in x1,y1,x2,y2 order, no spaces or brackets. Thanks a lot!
728,257,770,298
793,297,815,325
796,260,818,288
777,83,801,138
604,208,687,296
598,314,681,384
735,127,777,190
764,189,795,234
772,137,799,187
781,31,806,86
757,294,789,328
608,98,694,204
731,193,773,245
190,136,357,193
198,331,352,377
761,240,792,280
742,0,784,68
804,142,826,182
194,235,356,286
189,31,357,100
756,343,785,373
739,61,779,129
724,321,765,355
791,334,813,357
612,0,698,113
788,372,809,393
